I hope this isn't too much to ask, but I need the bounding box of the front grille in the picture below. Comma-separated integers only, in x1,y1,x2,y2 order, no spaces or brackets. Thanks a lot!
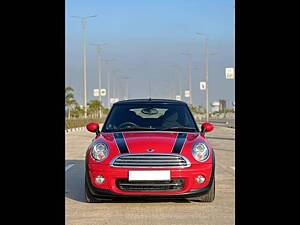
110,153,191,168
116,179,184,192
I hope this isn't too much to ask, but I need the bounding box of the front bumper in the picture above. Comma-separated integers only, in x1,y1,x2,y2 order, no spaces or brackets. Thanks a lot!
86,163,214,199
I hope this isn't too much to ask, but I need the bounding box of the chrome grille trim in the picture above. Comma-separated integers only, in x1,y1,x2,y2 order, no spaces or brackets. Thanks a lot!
110,153,191,168
115,160,186,163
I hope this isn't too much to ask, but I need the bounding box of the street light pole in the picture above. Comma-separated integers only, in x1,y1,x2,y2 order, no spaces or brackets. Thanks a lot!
121,76,131,100
97,47,102,116
126,79,129,99
204,37,209,122
149,78,152,98
91,43,107,118
181,53,192,105
107,70,110,108
171,65,182,100
189,56,192,104
179,75,182,99
196,33,210,122
102,58,115,108
80,19,88,118
111,69,120,102
204,42,218,122
71,15,97,118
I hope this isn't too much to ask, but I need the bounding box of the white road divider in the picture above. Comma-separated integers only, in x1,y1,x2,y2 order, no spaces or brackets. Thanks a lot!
65,126,86,134
65,124,103,134
65,164,74,172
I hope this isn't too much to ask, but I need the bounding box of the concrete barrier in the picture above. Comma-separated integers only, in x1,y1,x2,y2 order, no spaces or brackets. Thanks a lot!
65,126,88,134
65,124,103,134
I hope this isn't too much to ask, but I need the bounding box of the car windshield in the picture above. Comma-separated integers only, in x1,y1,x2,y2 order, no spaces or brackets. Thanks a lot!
102,103,198,132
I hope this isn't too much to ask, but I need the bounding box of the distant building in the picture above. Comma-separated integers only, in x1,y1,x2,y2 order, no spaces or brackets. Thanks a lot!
211,101,220,113
219,100,226,112
210,100,228,113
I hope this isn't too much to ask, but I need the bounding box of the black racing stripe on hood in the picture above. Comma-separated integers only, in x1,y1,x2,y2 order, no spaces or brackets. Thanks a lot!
113,133,129,153
171,133,187,154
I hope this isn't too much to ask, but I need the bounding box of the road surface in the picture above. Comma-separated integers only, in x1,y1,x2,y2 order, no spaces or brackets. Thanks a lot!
65,125,235,225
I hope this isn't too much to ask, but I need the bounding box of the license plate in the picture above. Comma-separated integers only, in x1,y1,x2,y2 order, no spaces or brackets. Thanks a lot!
128,170,171,181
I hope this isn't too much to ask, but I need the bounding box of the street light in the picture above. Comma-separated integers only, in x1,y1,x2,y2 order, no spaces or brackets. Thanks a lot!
112,69,120,100
196,33,208,121
170,65,182,100
90,42,107,118
71,15,97,118
114,75,120,100
161,79,172,99
102,58,115,108
121,76,131,100
196,33,217,122
181,53,193,105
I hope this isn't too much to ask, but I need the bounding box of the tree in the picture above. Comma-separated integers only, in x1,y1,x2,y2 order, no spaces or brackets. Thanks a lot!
71,103,85,118
189,105,203,114
102,108,109,114
65,87,78,118
87,100,105,118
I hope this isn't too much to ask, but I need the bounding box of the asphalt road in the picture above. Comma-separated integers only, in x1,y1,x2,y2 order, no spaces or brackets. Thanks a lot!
65,125,235,225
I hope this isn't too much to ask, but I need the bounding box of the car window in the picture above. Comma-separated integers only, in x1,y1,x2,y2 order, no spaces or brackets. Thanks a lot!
102,103,198,132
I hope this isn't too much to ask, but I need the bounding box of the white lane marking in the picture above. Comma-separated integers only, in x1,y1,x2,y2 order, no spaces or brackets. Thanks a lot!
65,164,74,172
230,166,235,170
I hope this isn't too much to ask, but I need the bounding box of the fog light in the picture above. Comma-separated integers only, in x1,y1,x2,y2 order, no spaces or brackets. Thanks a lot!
196,175,205,184
95,175,105,184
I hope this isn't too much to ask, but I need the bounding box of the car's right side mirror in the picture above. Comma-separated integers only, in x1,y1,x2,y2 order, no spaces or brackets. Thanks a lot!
200,122,214,137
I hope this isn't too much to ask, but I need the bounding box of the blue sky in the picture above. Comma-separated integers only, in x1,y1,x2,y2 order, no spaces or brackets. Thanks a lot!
66,0,235,108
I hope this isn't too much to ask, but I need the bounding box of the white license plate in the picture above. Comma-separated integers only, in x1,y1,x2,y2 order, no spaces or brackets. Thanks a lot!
128,170,171,181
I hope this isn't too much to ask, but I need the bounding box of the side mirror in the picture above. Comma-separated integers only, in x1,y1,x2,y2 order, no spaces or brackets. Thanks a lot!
200,122,214,137
86,123,100,135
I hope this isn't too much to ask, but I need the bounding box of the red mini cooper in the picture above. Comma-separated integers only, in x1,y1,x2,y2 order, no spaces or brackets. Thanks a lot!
85,99,215,202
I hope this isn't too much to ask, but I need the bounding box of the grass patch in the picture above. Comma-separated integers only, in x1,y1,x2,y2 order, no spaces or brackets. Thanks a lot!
65,117,107,130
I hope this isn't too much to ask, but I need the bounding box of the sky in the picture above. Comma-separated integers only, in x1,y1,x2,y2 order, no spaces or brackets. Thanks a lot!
66,0,235,109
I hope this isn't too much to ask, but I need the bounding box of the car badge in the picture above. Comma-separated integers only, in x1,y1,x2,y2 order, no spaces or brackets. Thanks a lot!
146,149,155,152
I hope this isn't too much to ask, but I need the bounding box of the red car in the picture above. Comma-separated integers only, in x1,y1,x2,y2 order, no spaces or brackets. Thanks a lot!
85,99,215,202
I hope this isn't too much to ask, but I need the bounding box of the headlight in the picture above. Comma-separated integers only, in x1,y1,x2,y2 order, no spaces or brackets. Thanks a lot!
192,142,210,162
91,142,109,161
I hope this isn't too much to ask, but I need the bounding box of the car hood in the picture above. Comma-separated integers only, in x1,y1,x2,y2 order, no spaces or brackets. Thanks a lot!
100,131,202,154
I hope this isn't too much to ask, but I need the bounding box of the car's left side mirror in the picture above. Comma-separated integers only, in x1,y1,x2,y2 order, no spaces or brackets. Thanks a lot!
200,122,214,137
86,123,100,135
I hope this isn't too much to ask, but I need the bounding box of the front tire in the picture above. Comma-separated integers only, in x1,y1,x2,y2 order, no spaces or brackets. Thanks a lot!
188,177,215,202
85,177,100,203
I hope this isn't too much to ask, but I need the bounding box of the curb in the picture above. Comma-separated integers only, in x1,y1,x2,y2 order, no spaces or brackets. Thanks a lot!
65,124,103,134
65,126,86,134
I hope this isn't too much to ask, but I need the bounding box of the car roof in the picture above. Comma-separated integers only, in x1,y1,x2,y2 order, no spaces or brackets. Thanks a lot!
114,98,187,105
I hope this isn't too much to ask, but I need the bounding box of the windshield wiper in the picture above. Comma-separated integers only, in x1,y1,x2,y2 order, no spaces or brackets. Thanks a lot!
162,126,197,131
111,126,158,132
